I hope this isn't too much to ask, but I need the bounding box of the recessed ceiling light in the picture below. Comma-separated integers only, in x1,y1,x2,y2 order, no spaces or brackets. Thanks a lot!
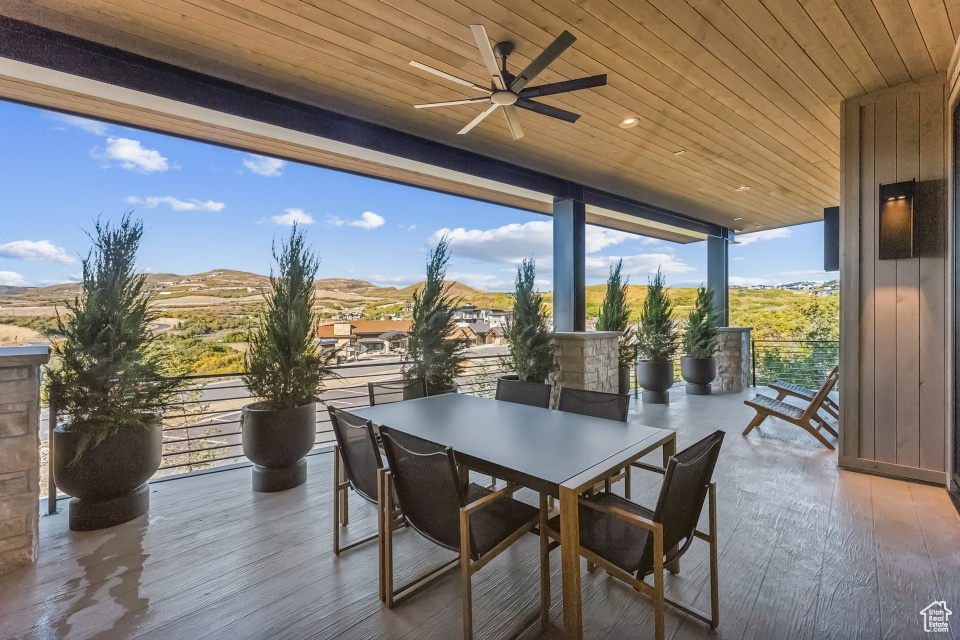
754,224,763,227
735,185,750,192
733,217,742,221
618,117,639,128
673,150,686,156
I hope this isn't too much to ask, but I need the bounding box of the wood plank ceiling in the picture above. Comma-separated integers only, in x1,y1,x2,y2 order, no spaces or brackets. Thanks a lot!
0,0,957,233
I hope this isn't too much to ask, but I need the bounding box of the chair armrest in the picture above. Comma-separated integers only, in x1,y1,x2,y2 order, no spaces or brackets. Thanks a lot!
630,461,666,475
577,496,662,536
462,484,517,516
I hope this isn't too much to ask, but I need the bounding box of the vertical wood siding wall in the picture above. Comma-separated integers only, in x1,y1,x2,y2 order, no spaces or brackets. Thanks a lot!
840,75,949,484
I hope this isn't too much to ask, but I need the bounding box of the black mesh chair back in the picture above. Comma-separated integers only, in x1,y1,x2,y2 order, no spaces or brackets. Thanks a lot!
328,408,382,504
368,378,427,406
557,387,629,422
379,426,464,553
495,377,552,408
641,430,725,574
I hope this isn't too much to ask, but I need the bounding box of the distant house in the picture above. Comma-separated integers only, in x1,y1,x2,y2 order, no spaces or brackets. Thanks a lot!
453,305,512,328
317,319,412,355
450,322,505,347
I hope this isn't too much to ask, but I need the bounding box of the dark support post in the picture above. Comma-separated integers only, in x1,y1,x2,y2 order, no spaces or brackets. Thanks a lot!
707,234,730,327
553,195,586,332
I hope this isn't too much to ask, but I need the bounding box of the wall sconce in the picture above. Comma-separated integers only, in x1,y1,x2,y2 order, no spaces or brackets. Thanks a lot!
878,179,917,260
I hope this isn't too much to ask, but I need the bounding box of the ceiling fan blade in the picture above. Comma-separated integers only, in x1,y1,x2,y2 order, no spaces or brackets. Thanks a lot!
518,74,607,99
470,25,507,90
510,30,577,92
409,61,492,94
516,99,580,123
458,103,500,135
502,105,525,140
415,97,491,109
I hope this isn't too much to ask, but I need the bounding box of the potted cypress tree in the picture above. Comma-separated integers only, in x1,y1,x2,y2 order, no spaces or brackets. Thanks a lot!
596,259,637,394
681,286,720,395
241,226,335,492
49,215,182,531
402,236,466,394
503,258,556,383
635,267,678,404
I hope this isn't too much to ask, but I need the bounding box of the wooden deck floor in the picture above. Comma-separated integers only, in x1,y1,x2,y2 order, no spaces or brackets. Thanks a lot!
2,388,959,640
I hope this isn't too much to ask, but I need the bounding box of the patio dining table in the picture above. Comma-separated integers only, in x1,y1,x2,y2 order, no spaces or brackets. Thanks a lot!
346,392,677,640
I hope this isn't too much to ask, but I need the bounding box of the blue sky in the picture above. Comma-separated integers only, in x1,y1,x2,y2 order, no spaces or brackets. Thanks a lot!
0,100,837,291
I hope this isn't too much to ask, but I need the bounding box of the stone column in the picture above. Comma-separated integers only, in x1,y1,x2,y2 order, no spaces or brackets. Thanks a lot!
713,327,751,393
548,331,620,405
0,346,50,575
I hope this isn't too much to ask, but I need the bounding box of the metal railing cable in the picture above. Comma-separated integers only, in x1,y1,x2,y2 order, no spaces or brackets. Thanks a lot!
47,353,509,511
750,340,839,389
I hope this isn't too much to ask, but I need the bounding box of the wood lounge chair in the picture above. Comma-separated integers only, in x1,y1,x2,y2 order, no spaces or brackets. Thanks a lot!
546,430,724,640
742,368,840,449
767,365,839,420
378,427,548,639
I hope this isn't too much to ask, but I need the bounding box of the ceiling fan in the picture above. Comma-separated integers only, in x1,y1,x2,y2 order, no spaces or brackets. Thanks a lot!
409,25,607,140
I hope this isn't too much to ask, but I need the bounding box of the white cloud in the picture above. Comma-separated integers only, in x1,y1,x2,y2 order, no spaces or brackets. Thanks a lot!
447,272,513,291
269,208,314,226
126,196,225,212
732,256,746,261
243,154,286,177
0,240,76,264
44,112,108,135
432,221,640,266
328,212,386,229
401,224,417,232
736,228,791,245
367,273,422,287
348,211,385,230
585,253,695,279
93,138,169,173
0,271,29,287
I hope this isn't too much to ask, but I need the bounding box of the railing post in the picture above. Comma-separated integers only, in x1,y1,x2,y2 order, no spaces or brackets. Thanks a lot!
751,340,757,388
47,386,57,515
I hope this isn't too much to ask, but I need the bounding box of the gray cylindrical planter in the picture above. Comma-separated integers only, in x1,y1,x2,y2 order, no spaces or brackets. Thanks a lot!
680,356,717,395
635,360,674,404
53,416,162,531
241,402,316,492
618,364,631,396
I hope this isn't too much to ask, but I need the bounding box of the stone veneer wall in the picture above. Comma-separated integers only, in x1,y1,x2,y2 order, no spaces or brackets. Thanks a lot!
713,327,752,393
0,346,49,575
548,331,620,405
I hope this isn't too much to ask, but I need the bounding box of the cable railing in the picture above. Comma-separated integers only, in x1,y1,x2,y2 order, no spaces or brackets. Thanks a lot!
751,340,839,389
46,353,509,505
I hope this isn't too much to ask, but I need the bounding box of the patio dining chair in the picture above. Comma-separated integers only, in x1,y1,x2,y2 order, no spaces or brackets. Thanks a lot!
742,367,839,449
767,365,839,420
547,430,725,640
329,407,399,556
367,377,427,406
558,387,632,497
378,427,548,639
494,377,552,408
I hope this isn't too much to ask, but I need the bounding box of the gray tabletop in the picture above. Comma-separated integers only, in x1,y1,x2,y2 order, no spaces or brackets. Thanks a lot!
346,393,672,495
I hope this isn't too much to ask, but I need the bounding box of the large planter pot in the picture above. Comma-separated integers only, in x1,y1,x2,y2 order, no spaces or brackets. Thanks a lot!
241,402,316,492
53,417,162,531
618,364,631,396
681,356,717,395
635,360,674,404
